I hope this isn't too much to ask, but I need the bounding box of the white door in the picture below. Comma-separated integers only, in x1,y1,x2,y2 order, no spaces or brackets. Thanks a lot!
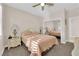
69,16,79,41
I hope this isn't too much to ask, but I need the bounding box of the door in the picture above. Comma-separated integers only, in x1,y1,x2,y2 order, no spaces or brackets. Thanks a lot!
69,16,79,41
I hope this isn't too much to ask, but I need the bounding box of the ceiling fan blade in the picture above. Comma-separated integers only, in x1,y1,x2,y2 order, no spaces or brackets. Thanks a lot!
32,3,40,7
45,3,54,6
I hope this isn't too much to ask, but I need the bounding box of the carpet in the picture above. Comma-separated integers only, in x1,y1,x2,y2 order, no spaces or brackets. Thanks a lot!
2,42,74,56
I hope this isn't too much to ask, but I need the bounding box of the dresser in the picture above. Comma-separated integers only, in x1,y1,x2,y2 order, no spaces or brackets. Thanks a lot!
8,36,21,50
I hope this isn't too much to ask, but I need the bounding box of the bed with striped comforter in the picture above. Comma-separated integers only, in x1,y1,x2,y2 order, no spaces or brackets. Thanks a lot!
21,31,59,56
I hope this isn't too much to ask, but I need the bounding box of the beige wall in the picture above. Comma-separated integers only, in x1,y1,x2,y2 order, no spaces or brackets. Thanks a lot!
3,5,43,46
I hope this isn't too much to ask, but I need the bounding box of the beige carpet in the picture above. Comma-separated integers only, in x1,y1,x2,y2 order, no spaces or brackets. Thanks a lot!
2,42,74,56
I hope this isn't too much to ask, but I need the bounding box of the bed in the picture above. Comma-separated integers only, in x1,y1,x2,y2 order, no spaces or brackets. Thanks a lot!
21,31,59,56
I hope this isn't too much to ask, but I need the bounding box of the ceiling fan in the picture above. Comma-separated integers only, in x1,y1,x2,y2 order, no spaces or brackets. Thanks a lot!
32,3,54,11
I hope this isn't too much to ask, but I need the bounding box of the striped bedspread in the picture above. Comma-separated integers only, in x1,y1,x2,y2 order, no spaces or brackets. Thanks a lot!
21,32,59,56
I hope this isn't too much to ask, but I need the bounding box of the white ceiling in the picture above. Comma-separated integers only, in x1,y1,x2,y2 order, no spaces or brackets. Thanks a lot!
5,3,79,17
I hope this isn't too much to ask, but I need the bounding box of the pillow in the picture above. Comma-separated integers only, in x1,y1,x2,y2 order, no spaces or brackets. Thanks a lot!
22,31,31,36
22,30,39,36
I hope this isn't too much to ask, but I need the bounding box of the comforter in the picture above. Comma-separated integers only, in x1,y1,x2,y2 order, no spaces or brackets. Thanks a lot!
21,32,59,56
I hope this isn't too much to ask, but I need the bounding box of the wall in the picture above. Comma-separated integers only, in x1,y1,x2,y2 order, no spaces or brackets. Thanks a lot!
3,5,43,47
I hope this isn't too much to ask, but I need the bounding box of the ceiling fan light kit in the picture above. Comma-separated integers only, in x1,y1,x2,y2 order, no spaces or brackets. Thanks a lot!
32,3,54,11
41,3,45,6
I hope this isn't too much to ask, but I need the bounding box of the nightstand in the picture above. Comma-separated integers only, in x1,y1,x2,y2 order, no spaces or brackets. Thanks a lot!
8,36,21,50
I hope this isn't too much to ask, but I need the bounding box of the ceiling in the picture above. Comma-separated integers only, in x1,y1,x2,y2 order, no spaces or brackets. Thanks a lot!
5,3,79,17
